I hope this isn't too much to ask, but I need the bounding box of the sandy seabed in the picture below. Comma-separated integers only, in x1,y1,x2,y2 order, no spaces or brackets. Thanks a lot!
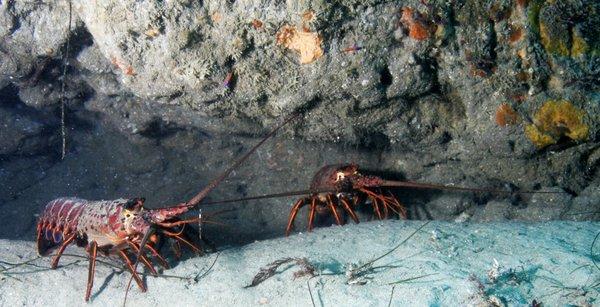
1,221,598,306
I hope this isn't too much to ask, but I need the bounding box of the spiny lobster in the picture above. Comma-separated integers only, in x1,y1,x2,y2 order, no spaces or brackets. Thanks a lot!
207,163,564,235
281,163,564,234
36,113,298,301
285,163,407,235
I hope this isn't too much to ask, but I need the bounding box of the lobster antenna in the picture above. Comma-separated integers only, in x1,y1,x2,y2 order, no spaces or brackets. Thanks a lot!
204,189,325,205
377,180,567,194
184,112,300,209
202,180,567,205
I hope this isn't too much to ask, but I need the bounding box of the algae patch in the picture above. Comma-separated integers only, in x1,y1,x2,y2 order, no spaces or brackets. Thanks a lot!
496,104,520,127
525,100,589,148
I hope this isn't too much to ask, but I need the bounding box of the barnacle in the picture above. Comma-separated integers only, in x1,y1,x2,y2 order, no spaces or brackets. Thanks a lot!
174,59,212,87
276,25,323,64
228,37,246,61
211,12,222,23
124,65,135,76
110,56,135,76
524,100,589,148
144,28,160,38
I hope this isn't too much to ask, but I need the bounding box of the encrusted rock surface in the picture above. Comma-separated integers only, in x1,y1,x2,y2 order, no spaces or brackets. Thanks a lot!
0,0,598,243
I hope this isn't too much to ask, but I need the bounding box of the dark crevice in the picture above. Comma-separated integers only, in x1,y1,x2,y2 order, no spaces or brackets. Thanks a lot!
355,130,390,152
487,19,498,69
379,66,393,89
61,24,95,60
415,55,441,95
296,95,321,115
5,1,21,36
0,83,21,108
139,117,186,139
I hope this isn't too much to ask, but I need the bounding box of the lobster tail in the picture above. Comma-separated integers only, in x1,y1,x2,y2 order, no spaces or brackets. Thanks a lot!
36,197,85,256
36,224,57,256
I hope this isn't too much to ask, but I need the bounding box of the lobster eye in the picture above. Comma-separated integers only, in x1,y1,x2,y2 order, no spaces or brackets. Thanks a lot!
124,198,145,210
124,200,136,210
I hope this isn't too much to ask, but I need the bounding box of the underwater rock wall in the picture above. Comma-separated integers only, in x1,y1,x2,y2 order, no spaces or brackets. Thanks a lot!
1,1,598,146
0,1,598,242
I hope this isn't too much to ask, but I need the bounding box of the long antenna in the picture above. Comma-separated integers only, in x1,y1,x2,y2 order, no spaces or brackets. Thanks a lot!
378,180,566,194
201,180,567,205
203,188,333,205
185,112,300,209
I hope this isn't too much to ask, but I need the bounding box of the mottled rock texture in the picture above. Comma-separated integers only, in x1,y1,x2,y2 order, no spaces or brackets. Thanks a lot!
0,0,598,243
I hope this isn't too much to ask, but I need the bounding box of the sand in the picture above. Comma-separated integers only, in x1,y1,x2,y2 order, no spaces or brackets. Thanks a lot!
1,221,598,306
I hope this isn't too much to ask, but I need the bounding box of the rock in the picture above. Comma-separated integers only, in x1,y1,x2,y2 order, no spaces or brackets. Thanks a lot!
472,200,513,222
0,92,57,157
0,1,76,91
512,187,573,221
0,0,598,244
422,193,476,220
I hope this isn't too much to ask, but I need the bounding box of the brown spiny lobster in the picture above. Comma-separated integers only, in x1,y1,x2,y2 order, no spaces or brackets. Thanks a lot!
285,163,407,235
207,162,559,235
36,113,298,301
282,163,560,235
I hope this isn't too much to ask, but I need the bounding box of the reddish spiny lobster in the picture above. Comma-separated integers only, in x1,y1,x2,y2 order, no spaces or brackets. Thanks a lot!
282,163,563,235
36,113,298,301
207,163,562,235
285,163,409,235
285,163,407,235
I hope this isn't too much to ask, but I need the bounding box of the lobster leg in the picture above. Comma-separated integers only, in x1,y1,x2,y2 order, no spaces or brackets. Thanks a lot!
285,198,306,236
339,196,359,224
381,192,390,219
165,232,203,255
325,195,343,226
386,191,407,218
172,241,182,260
372,196,383,219
118,250,146,292
307,198,317,232
85,241,98,302
50,233,76,269
127,241,158,276
142,243,170,269
183,224,217,253
360,188,385,220
181,230,205,255
359,188,407,220
353,194,361,208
